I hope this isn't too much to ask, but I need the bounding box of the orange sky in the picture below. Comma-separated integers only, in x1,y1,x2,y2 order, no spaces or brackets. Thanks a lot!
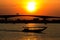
0,0,60,16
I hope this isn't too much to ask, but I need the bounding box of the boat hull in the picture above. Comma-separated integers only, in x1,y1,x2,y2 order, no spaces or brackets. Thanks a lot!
22,27,47,33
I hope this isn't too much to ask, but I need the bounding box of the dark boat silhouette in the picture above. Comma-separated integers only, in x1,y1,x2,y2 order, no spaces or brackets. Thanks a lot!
22,26,47,33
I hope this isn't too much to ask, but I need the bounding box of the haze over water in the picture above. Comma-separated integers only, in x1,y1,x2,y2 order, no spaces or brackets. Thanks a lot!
0,23,60,40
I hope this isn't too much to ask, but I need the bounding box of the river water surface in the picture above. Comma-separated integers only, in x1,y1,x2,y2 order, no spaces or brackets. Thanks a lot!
0,23,60,40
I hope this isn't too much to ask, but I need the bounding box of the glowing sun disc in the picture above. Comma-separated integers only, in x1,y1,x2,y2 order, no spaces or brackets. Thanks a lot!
27,2,36,12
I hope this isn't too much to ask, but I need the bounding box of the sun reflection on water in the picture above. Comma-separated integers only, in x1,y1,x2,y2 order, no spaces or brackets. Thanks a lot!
25,23,45,30
18,33,43,40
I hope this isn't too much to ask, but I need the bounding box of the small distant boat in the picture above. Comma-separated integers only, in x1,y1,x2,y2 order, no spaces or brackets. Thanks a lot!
22,26,47,33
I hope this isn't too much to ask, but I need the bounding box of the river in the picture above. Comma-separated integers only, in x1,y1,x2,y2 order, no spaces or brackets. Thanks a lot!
0,23,60,40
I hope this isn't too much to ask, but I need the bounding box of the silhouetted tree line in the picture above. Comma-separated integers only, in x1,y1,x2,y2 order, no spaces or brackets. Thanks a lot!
0,18,60,23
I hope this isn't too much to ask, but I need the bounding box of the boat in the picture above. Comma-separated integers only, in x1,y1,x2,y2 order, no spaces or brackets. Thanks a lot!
22,26,47,33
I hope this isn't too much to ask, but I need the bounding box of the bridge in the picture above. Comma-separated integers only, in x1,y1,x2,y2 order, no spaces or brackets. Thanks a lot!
0,14,60,24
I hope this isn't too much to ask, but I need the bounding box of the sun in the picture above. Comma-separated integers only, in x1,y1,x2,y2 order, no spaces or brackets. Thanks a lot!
27,2,36,12
20,0,43,14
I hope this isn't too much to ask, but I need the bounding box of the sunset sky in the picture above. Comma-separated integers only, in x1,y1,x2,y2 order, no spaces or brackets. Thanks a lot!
0,0,60,16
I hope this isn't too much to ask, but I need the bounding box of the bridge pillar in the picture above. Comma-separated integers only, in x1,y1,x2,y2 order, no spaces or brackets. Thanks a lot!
43,18,47,24
5,18,8,22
